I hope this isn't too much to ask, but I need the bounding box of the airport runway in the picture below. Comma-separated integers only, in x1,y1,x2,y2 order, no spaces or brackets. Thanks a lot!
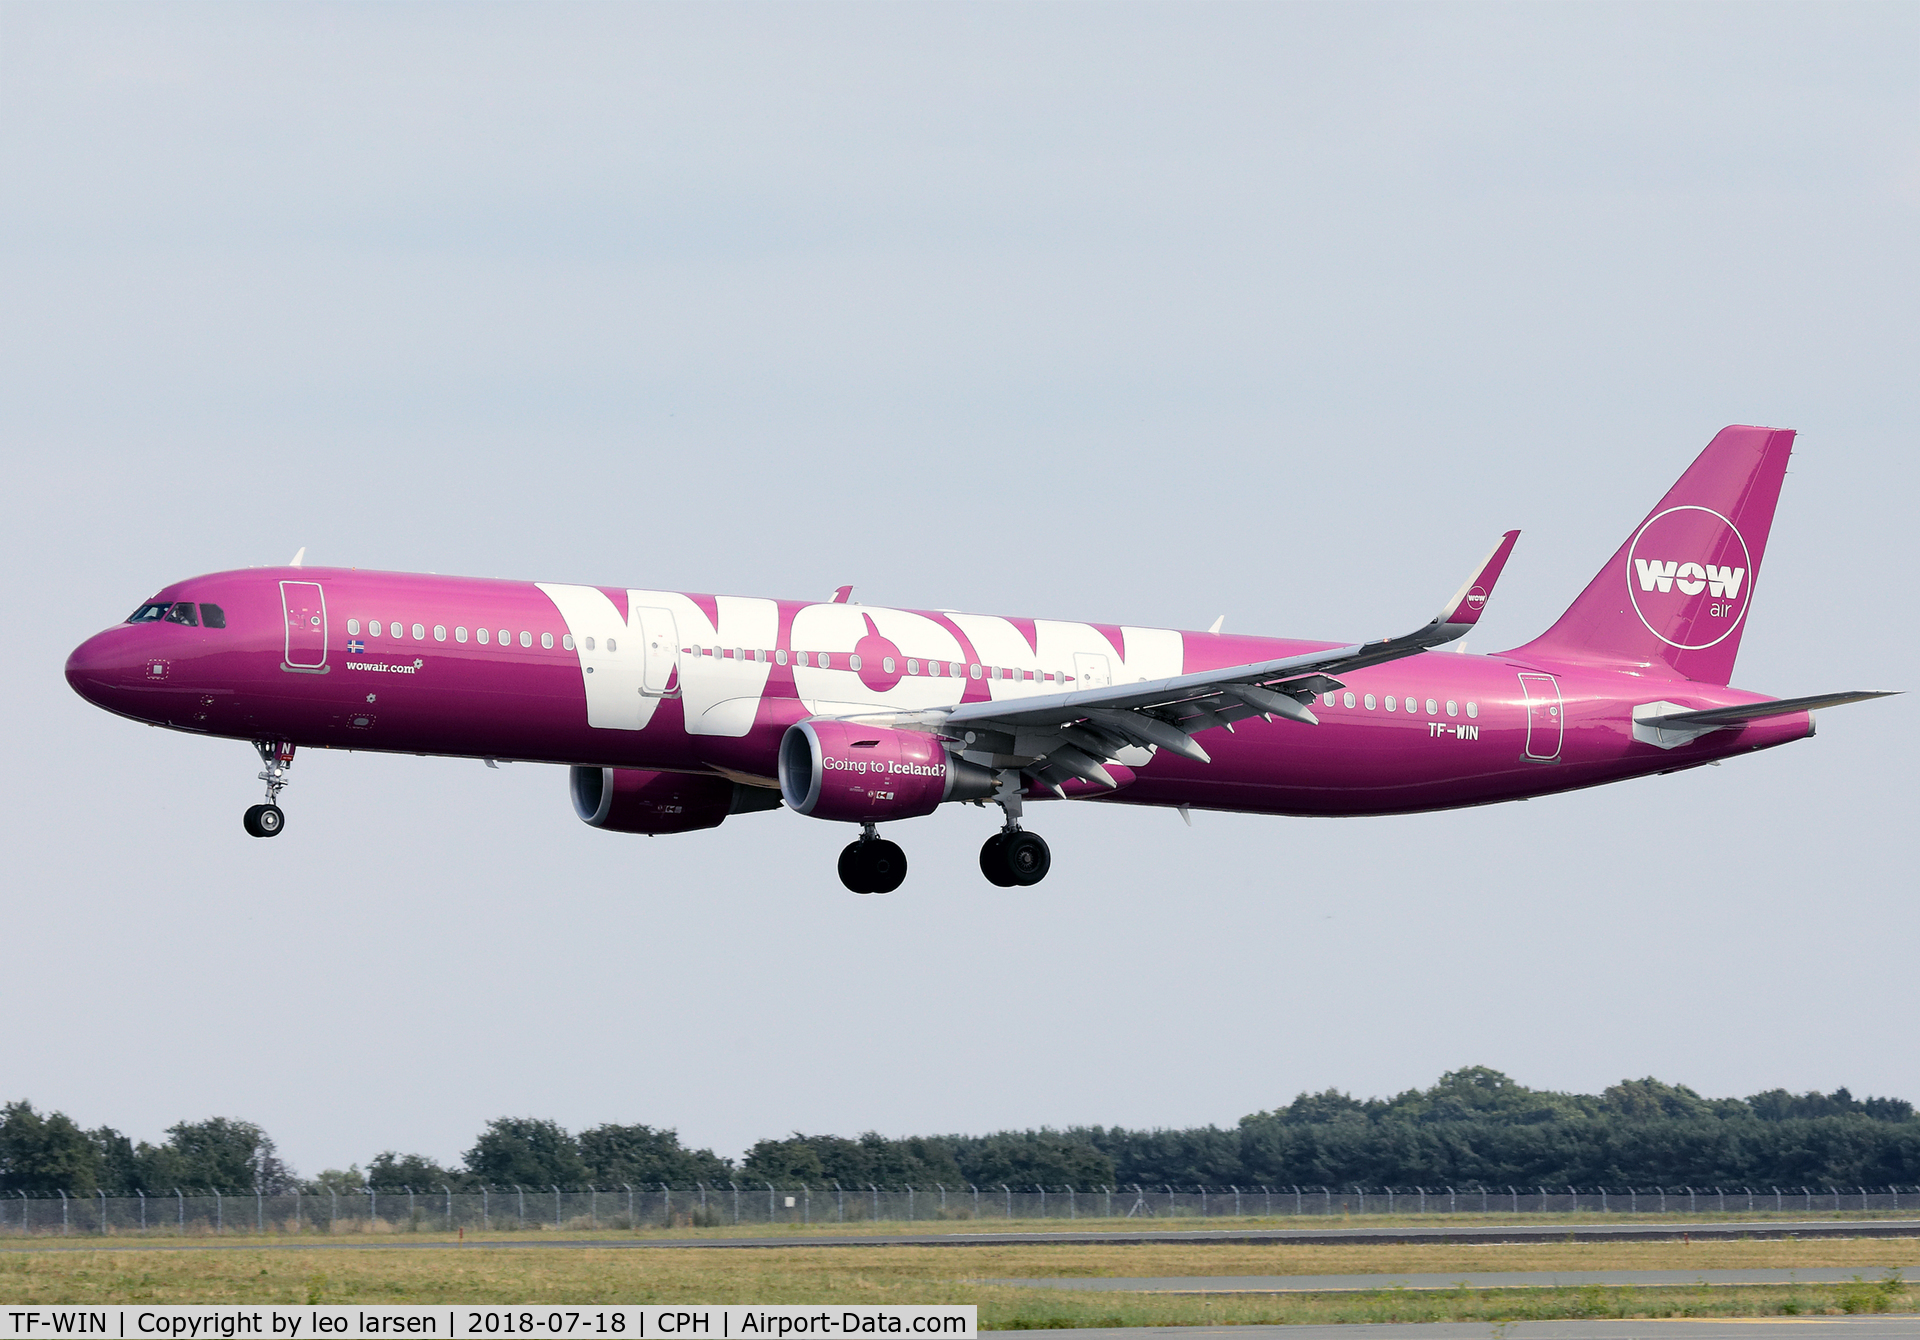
5,1219,1919,1252
988,1268,1910,1293
1057,1323,1920,1339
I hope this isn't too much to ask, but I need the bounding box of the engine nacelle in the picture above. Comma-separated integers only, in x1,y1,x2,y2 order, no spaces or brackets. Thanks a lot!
570,766,781,834
778,720,995,823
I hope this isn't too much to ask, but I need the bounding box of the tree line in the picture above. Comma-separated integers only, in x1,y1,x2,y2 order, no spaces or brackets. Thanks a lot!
6,1068,1915,1196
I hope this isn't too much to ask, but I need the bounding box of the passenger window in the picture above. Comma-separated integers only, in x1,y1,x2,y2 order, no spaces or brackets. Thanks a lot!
585,636,595,650
200,603,226,629
970,664,982,679
434,625,447,642
347,619,361,636
796,651,809,667
1342,691,1355,708
1466,701,1479,718
850,654,863,671
1364,694,1376,710
1426,698,1438,715
542,633,554,649
819,653,833,669
413,623,425,640
519,631,531,647
561,634,573,651
606,638,617,652
883,657,895,673
1385,695,1396,712
477,628,490,645
776,650,788,665
164,602,199,626
370,621,383,636
1323,692,1336,707
1446,700,1458,717
456,627,469,643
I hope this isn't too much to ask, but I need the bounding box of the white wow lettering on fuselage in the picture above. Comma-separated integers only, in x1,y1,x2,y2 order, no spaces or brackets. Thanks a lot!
1632,559,1745,599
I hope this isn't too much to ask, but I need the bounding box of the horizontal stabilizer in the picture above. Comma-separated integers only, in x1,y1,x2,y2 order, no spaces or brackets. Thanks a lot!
1644,690,1897,730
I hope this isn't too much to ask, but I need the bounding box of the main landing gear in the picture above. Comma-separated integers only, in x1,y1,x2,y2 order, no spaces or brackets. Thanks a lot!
836,776,1053,894
839,824,907,894
979,828,1051,887
980,770,1050,887
243,740,294,838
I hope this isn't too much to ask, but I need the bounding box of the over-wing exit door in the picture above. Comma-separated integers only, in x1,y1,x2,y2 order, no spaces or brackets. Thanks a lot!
635,607,678,696
280,581,328,669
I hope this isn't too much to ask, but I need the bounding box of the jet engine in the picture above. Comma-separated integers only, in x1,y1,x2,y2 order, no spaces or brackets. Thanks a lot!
779,720,995,823
570,766,781,834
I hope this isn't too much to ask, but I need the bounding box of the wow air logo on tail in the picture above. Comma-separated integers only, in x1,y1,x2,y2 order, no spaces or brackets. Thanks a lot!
1626,505,1752,650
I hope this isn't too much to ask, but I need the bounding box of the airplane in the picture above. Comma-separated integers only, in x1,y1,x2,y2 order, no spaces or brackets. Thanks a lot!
65,425,1893,893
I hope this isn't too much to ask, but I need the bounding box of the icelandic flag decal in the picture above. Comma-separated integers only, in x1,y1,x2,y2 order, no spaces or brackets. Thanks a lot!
347,639,365,654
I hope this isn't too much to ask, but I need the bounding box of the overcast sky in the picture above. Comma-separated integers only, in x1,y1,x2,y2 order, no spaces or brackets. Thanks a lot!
2,2,1914,1178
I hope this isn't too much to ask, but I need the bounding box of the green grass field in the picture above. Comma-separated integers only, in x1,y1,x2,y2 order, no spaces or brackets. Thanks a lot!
3,1232,1917,1325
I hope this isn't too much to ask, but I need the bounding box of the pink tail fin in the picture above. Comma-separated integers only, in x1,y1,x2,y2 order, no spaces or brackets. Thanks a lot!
1507,425,1795,685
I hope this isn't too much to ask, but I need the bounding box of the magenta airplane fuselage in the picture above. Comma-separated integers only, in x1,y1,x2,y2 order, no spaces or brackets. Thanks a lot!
64,426,1890,891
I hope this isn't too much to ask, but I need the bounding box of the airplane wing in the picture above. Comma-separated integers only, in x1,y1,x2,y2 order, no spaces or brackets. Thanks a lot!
921,531,1520,791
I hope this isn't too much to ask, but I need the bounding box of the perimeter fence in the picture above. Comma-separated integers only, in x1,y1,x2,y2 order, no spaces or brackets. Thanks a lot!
1,1183,1916,1237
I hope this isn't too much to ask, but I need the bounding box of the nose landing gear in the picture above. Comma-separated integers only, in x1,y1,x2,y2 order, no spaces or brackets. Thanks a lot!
839,823,907,894
243,740,294,838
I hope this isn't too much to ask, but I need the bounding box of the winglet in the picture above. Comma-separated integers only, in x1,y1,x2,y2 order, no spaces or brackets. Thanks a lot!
1429,530,1519,638
289,546,307,568
831,585,854,604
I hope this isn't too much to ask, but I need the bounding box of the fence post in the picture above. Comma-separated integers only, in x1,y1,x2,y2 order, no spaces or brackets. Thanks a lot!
176,1188,185,1232
481,1186,489,1231
871,1184,880,1222
771,1183,780,1222
1037,1185,1045,1218
623,1184,632,1227
442,1184,453,1229
834,1182,842,1223
906,1185,914,1222
1448,1186,1455,1214
801,1184,809,1225
731,1181,740,1225
58,1189,68,1236
1537,1186,1545,1215
1686,1186,1694,1214
937,1184,945,1215
1003,1185,1011,1219
19,1190,27,1233
1324,1187,1331,1215
1197,1185,1204,1218
660,1183,669,1226
1107,1185,1114,1219
553,1185,561,1229
1165,1185,1174,1218
368,1184,375,1232
970,1185,977,1220
138,1189,147,1233
516,1185,525,1226
1068,1185,1077,1220
327,1188,335,1232
1772,1186,1780,1213
1509,1185,1517,1214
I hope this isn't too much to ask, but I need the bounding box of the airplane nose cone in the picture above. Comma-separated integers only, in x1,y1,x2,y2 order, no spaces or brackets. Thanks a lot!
66,629,139,708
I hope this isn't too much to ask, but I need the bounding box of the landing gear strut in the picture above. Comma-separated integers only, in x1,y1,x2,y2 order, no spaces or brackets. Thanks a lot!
839,823,907,894
243,740,294,838
978,772,1051,886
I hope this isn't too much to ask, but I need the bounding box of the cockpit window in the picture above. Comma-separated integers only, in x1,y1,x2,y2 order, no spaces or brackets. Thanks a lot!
200,603,227,629
164,602,200,627
127,603,170,623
